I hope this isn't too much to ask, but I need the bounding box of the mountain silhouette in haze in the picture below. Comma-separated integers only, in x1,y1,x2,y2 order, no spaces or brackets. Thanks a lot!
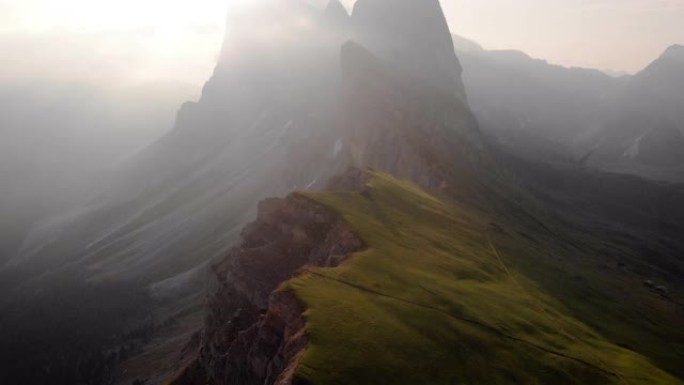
1,2,493,383
590,44,684,176
455,36,684,182
1,1,683,385
9,0,490,287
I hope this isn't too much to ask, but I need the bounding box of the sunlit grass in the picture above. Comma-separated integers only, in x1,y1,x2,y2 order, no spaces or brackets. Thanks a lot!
288,172,682,384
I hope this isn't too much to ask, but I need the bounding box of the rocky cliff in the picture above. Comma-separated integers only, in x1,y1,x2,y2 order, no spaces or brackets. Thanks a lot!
11,0,352,284
170,168,684,385
164,1,498,379
5,1,493,383
340,0,496,205
341,40,491,194
171,190,364,385
352,0,466,99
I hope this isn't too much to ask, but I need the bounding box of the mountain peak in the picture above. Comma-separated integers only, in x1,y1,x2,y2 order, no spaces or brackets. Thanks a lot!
324,0,349,19
661,44,684,61
351,0,466,99
452,34,484,53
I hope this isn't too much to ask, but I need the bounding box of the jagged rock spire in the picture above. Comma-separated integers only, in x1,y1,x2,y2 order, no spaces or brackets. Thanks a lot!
324,0,350,21
350,0,466,99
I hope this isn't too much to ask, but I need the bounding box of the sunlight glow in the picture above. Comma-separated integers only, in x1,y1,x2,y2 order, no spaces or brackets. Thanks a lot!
1,0,682,83
0,0,232,85
13,0,227,32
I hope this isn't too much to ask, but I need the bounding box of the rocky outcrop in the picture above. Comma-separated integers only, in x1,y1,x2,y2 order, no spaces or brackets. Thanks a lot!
351,0,466,99
169,63,497,375
335,0,495,198
171,193,364,385
340,40,493,199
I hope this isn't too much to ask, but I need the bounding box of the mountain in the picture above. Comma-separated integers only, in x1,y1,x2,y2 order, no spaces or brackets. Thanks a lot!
2,1,684,384
351,0,467,99
1,0,488,383
454,36,684,182
1,3,352,384
5,0,489,284
159,3,684,385
6,3,351,280
166,169,684,384
587,45,684,180
453,35,623,164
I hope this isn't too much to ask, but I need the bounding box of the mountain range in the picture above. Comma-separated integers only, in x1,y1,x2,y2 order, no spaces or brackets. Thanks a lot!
454,35,684,182
1,1,682,384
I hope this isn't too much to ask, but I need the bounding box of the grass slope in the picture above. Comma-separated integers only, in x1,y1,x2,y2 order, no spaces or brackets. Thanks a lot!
288,172,682,385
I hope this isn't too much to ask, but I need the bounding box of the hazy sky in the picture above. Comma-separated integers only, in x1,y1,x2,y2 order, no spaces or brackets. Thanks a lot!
440,0,684,73
1,0,683,88
0,0,227,87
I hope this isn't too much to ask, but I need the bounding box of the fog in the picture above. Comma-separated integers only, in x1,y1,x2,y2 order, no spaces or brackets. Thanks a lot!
0,2,347,264
0,81,194,259
1,0,238,266
0,3,355,381
0,0,682,384
1,0,682,284
2,0,681,263
0,39,201,263
0,0,223,260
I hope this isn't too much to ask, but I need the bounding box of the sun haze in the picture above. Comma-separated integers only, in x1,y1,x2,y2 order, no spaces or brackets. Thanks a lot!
2,0,682,86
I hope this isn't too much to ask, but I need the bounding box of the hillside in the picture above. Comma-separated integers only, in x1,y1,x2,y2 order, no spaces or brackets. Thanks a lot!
2,1,683,384
453,34,621,164
454,35,684,182
170,171,684,384
589,44,684,181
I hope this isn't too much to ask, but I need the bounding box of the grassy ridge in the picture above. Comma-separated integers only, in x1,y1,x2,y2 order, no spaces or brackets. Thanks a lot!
288,172,682,384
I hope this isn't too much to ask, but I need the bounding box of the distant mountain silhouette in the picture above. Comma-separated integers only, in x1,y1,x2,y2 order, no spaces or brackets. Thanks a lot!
589,45,684,179
455,35,684,182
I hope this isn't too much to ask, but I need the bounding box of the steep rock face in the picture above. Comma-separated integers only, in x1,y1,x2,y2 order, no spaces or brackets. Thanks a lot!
340,41,492,200
5,1,491,382
168,8,496,379
323,0,351,27
171,193,364,385
338,1,494,200
11,1,352,283
351,0,466,100
3,5,356,383
11,0,487,283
